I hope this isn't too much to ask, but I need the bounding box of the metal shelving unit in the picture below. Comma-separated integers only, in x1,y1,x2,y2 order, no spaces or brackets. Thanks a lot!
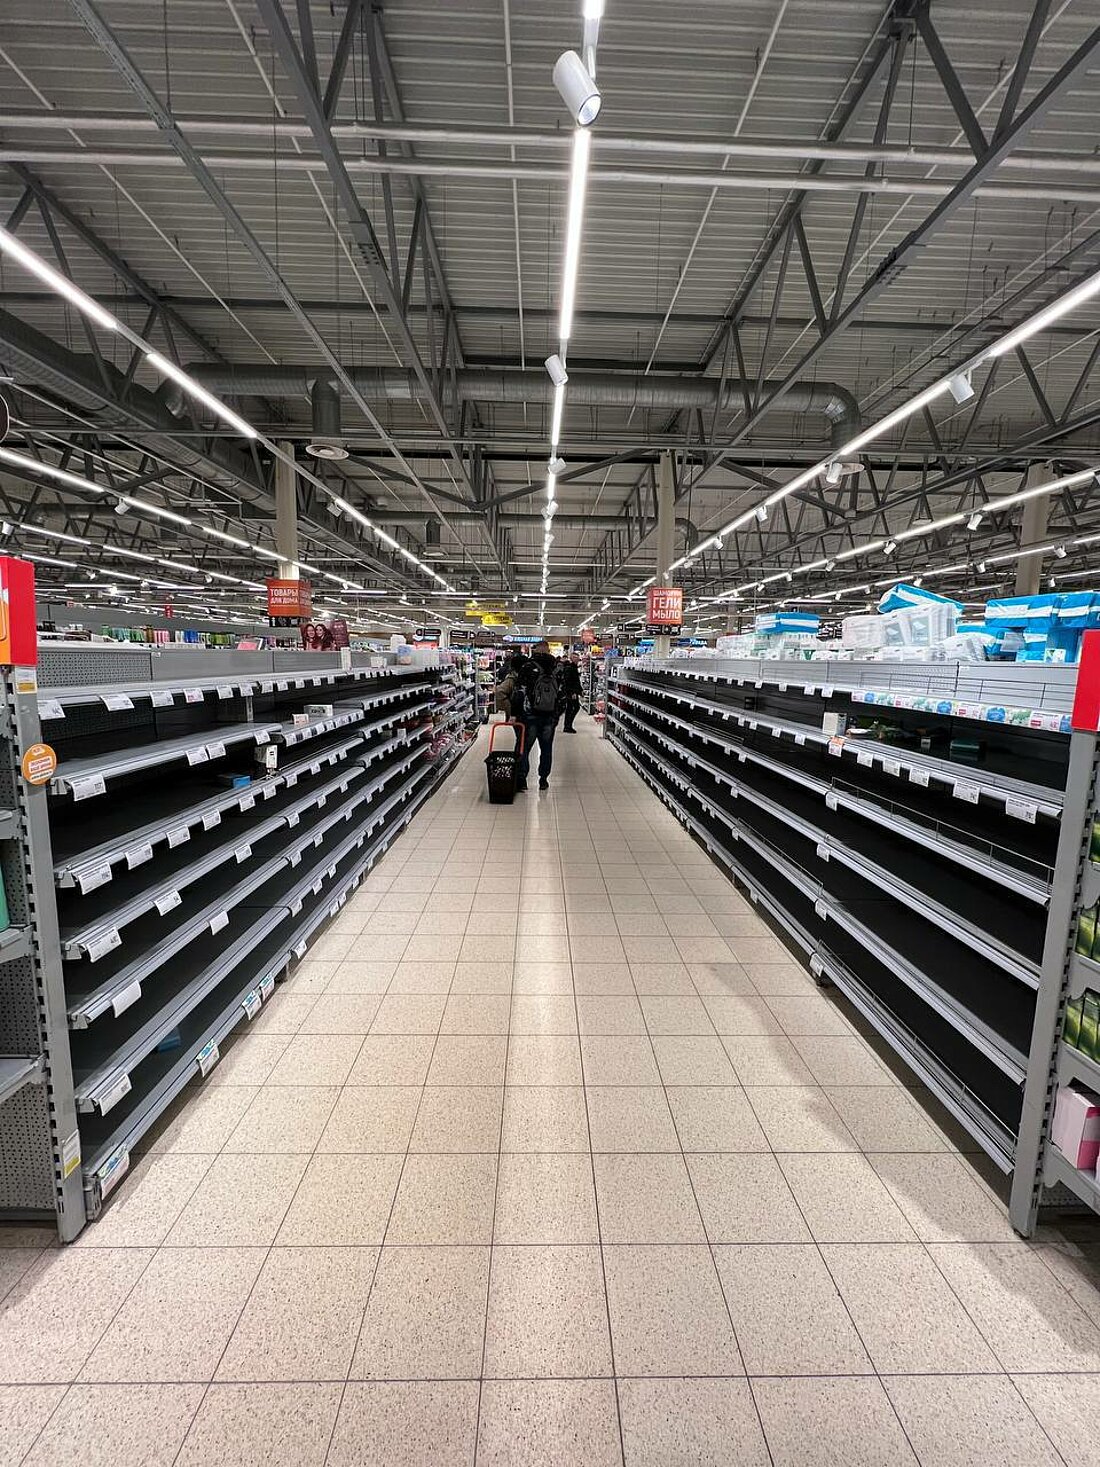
609,658,1079,1214
0,645,470,1232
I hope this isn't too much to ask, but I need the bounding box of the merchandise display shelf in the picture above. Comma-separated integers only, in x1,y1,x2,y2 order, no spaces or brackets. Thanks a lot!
77,732,469,1211
1057,1041,1100,1092
1045,1145,1100,1213
610,660,1077,1188
52,724,283,799
0,648,470,1232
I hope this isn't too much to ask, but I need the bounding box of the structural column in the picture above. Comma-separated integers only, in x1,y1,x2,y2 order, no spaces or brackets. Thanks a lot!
654,450,676,657
275,443,300,579
1014,465,1051,597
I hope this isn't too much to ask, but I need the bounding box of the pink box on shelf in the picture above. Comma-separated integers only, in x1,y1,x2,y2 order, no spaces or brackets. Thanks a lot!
1052,1086,1100,1170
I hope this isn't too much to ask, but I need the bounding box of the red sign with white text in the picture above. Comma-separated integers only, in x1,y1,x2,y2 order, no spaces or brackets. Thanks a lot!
266,578,312,626
646,586,683,634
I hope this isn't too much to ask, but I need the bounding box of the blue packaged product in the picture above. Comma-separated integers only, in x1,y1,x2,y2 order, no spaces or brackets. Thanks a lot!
877,582,962,614
1056,591,1095,628
985,593,1058,629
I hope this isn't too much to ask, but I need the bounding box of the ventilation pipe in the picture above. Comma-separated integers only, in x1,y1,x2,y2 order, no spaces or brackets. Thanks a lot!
305,380,348,460
165,365,861,448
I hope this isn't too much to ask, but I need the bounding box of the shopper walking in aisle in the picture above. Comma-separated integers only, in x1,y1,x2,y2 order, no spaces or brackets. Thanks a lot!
493,652,525,719
560,653,584,732
516,640,562,791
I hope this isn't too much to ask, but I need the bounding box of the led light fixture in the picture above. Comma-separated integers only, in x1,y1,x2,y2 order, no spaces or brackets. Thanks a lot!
145,352,258,439
948,372,975,404
0,227,120,333
823,461,843,487
545,354,569,387
558,129,592,341
967,511,983,531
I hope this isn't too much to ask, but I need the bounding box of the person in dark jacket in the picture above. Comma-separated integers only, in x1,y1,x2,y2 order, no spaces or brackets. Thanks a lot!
560,654,584,732
516,642,561,790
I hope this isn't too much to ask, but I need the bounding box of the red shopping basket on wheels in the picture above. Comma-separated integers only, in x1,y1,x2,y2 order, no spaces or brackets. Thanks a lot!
485,720,525,804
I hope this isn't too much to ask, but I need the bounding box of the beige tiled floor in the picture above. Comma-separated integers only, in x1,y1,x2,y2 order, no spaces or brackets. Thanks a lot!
4,718,1100,1464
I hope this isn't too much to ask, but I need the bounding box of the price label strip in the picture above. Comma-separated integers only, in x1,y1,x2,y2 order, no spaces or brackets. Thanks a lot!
196,1039,220,1077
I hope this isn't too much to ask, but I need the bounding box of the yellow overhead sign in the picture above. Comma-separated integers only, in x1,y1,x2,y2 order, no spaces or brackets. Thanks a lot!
481,613,512,628
465,600,506,618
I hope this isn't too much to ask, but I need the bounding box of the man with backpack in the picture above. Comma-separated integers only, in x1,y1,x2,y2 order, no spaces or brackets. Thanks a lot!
515,641,562,791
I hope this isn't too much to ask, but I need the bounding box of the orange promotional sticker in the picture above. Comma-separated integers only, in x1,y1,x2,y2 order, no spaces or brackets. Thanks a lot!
21,743,56,786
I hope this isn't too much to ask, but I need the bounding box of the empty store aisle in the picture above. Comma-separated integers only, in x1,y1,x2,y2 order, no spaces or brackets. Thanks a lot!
2,717,1100,1466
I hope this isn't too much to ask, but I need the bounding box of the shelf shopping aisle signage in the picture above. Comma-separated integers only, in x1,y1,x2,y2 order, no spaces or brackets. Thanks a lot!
646,586,683,635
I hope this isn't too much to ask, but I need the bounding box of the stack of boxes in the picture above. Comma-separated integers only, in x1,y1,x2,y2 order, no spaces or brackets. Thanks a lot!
984,591,1100,664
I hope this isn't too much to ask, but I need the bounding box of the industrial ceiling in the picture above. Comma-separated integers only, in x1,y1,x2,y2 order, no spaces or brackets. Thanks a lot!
0,0,1098,636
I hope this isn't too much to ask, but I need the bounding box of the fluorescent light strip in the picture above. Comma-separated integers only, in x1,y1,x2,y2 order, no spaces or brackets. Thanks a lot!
558,129,592,343
144,353,257,439
0,227,120,333
990,267,1100,358
550,385,565,450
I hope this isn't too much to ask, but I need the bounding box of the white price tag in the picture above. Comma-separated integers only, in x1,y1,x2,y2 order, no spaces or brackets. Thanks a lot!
238,792,256,812
183,688,204,704
285,772,298,787
317,794,327,808
816,843,830,862
825,791,838,811
856,749,875,768
38,699,64,720
85,927,121,963
953,780,981,805
293,939,308,958
234,844,252,864
216,685,234,700
76,864,112,895
209,911,229,935
202,810,221,831
254,730,270,745
882,758,902,778
258,974,275,1002
186,746,209,766
242,989,262,1020
1005,797,1037,823
909,768,930,788
111,980,142,1018
809,953,825,978
98,1073,131,1117
822,685,835,698
205,741,226,761
771,726,782,738
167,826,190,848
154,890,181,917
794,733,806,746
287,811,300,828
261,784,276,800
290,897,303,914
276,680,289,691
196,1039,220,1077
125,842,154,871
803,683,815,696
70,773,106,802
827,739,844,758
814,897,829,921
150,690,174,708
101,693,134,711
96,1143,130,1195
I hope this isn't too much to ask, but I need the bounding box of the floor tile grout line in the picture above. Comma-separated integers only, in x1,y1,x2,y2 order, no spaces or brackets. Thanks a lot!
570,778,629,1466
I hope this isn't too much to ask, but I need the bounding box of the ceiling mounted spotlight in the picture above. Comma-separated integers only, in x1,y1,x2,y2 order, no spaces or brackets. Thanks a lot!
883,539,898,556
543,500,559,519
544,354,568,387
823,461,843,487
113,497,127,515
714,536,724,550
548,456,567,476
553,49,601,126
1055,544,1069,559
947,371,975,404
978,561,988,574
755,506,768,523
966,511,983,531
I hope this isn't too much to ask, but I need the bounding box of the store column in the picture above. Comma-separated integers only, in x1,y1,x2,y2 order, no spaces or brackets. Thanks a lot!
1014,465,1051,597
654,450,676,657
275,443,300,578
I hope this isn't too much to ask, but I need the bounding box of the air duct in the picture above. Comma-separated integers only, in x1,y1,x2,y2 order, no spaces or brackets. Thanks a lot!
165,365,861,448
305,380,348,460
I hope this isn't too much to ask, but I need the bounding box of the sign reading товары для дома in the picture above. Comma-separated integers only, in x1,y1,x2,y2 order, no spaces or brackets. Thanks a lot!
646,586,683,635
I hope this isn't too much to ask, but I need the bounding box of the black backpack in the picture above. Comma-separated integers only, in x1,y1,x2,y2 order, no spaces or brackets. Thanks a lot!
527,665,560,715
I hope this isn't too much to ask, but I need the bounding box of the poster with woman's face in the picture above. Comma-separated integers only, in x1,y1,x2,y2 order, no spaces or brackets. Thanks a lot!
301,620,345,651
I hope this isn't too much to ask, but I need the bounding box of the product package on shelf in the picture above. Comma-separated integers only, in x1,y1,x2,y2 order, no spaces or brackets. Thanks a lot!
1052,1085,1100,1170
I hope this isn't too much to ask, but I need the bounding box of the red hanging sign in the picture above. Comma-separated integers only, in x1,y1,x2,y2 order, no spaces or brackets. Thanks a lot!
267,578,312,626
646,585,683,634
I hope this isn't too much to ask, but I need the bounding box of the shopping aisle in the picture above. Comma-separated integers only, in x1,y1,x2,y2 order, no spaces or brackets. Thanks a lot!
1,716,1099,1466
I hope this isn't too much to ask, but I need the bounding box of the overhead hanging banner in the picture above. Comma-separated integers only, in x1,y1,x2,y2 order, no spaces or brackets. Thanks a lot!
646,586,683,635
267,578,312,626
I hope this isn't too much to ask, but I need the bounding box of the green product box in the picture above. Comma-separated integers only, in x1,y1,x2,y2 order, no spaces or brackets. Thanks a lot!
1081,993,1100,1061
1064,995,1084,1050
1090,819,1100,867
1077,902,1097,958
